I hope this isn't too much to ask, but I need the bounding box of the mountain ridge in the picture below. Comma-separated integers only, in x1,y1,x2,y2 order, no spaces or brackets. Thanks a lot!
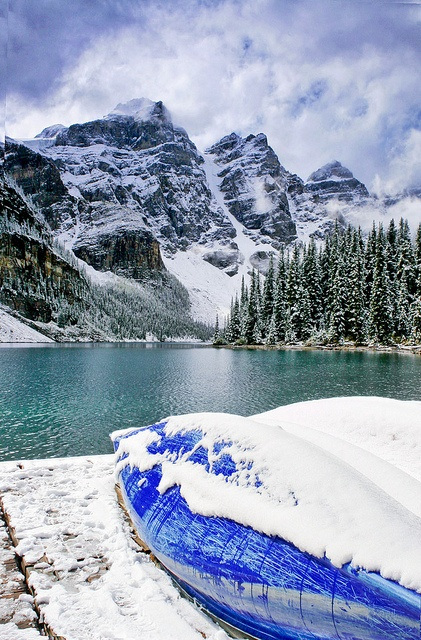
4,98,420,325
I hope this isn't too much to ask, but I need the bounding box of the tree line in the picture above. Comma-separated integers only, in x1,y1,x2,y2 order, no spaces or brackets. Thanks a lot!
215,219,421,346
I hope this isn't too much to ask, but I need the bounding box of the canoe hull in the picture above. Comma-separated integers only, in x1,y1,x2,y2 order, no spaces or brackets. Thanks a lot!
114,422,421,640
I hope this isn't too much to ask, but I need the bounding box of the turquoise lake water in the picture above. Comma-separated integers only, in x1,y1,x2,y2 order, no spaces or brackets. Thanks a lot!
0,343,420,461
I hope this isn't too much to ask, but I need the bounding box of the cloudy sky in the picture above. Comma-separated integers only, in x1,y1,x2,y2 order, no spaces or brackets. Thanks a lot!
3,0,421,194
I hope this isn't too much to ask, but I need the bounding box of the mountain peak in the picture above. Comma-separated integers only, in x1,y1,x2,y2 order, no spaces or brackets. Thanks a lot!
307,161,354,183
35,124,67,139
105,98,171,124
302,160,369,205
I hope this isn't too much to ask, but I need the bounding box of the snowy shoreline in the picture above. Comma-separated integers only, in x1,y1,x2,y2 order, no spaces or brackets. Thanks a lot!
213,342,421,356
1,334,420,355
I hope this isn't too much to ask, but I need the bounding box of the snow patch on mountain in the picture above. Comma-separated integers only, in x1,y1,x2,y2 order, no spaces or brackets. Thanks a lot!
0,306,53,343
105,98,156,121
164,152,284,323
35,124,67,139
307,160,355,183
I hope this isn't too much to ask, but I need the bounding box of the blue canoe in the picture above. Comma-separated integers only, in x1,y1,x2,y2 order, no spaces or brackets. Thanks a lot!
113,420,421,640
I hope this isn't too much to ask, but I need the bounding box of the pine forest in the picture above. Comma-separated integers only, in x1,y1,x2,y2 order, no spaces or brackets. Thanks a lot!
215,220,421,347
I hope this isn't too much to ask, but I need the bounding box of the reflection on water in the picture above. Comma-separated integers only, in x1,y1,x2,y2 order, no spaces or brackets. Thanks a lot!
0,343,420,461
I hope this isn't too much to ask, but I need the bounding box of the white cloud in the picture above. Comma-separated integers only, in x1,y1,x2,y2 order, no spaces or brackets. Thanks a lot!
373,129,421,196
6,0,421,193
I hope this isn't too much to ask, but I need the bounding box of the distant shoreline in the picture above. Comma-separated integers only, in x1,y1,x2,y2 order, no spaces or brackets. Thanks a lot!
1,340,420,356
213,343,421,356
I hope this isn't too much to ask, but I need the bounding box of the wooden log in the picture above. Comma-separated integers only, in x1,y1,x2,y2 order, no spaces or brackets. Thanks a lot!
0,498,40,632
115,483,152,554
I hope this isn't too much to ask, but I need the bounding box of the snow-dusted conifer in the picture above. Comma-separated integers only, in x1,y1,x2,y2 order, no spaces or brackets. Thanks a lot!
266,313,278,345
244,270,259,344
229,296,241,342
386,219,399,333
261,254,275,334
327,255,347,342
286,245,303,339
319,235,331,319
303,238,322,329
415,223,421,296
364,222,377,307
347,228,366,343
300,288,313,341
273,249,287,342
213,314,220,343
369,225,393,343
411,296,421,342
397,218,416,297
397,278,411,339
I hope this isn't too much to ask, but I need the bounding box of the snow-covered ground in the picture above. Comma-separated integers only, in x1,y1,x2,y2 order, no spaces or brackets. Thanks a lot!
1,396,420,639
0,308,53,344
0,456,229,640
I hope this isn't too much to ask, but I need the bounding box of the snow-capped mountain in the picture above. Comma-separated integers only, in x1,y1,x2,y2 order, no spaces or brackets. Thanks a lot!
288,160,372,240
205,132,297,247
5,98,420,323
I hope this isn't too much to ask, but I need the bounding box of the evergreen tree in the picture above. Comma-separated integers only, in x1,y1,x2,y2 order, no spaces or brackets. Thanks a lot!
244,270,259,344
414,223,421,296
266,313,278,345
302,238,322,329
386,219,399,333
229,296,241,342
347,228,366,343
328,255,347,342
300,287,313,341
286,245,303,339
261,254,275,335
412,224,421,343
239,277,249,340
411,297,421,342
396,278,411,339
213,314,220,343
364,223,377,307
324,225,344,326
273,249,287,342
368,226,393,343
319,235,331,319
397,218,416,296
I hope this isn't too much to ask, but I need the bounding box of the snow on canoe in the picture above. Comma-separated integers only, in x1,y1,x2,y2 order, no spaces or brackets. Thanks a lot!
112,412,421,640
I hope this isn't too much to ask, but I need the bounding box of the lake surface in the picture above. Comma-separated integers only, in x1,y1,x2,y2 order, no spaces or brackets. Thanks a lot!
0,343,420,461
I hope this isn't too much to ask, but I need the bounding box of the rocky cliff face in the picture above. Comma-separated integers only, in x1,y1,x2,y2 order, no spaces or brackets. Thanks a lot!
5,137,168,279
74,226,163,279
0,179,211,341
0,181,90,324
206,132,297,248
5,139,76,231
